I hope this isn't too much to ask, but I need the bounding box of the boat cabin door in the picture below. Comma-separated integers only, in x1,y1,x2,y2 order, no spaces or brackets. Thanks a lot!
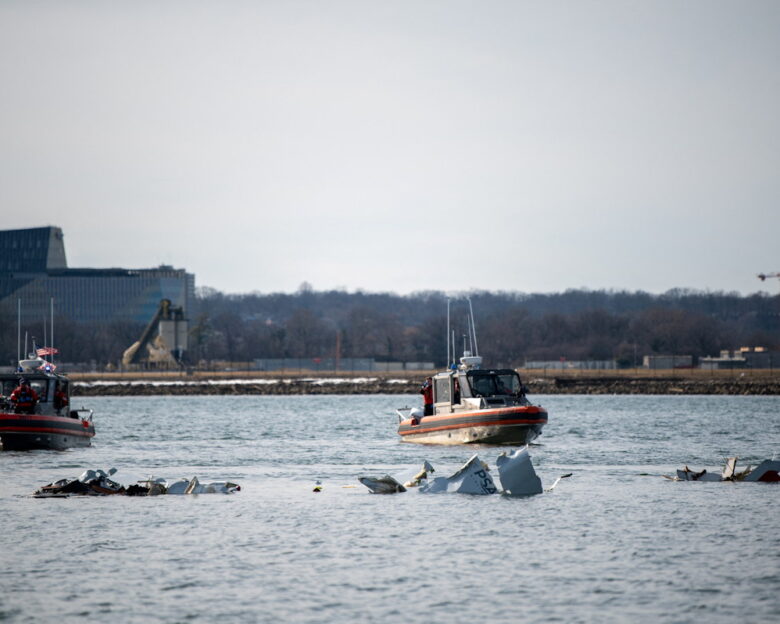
433,373,454,414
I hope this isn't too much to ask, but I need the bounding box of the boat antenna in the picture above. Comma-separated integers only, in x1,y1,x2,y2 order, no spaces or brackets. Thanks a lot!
467,297,479,357
17,299,21,364
50,297,55,367
451,330,456,367
446,298,451,367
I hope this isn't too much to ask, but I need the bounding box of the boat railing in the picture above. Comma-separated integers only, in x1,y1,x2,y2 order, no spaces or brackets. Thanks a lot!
396,407,411,422
396,406,425,423
70,408,93,422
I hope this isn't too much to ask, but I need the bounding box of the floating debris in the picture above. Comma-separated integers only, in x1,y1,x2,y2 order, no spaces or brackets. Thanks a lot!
665,456,780,483
358,447,567,496
358,475,407,494
33,468,240,497
358,460,435,494
419,455,497,494
743,459,780,482
544,473,573,492
496,447,542,496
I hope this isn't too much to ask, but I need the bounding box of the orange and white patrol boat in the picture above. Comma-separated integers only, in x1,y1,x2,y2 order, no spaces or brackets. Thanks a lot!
397,355,547,445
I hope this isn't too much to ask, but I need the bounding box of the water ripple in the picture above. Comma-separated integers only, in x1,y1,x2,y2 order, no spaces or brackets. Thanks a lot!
0,394,778,624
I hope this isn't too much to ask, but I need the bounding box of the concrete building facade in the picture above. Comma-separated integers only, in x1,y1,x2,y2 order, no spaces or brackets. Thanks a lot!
642,355,694,369
0,226,195,324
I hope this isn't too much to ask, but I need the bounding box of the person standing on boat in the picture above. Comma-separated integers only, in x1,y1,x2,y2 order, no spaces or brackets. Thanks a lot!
54,382,69,414
10,379,39,414
420,377,434,416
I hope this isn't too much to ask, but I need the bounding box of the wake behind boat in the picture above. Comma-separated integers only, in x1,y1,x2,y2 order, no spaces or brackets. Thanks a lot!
0,355,94,451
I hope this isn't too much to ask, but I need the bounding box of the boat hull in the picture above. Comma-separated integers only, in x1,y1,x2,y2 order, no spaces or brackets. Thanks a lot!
0,413,95,451
398,406,547,445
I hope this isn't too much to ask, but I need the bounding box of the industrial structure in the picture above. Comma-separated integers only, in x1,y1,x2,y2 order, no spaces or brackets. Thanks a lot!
122,299,189,368
0,226,195,325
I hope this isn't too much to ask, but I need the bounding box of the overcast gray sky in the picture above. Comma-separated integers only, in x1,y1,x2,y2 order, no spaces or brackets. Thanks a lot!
1,1,777,295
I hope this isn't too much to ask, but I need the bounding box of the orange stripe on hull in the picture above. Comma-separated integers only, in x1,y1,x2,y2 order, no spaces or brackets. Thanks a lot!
400,418,546,436
399,405,547,437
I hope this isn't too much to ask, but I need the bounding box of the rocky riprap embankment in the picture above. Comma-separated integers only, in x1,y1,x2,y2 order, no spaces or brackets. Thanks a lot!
529,376,780,395
70,376,780,396
72,378,421,396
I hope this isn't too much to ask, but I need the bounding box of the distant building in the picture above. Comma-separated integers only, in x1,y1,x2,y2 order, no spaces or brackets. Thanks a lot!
0,226,195,324
740,348,780,369
642,355,693,369
699,348,780,370
523,360,617,370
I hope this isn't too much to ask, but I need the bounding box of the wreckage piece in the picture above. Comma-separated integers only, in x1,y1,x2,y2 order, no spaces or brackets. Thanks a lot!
418,455,498,495
34,467,125,497
197,480,240,494
77,468,125,494
33,469,241,497
671,456,780,483
742,459,780,482
675,466,723,482
395,460,435,488
358,475,406,494
496,447,543,496
545,473,573,492
131,477,169,495
160,477,240,494
674,457,738,482
358,460,435,494
34,478,91,497
359,454,563,496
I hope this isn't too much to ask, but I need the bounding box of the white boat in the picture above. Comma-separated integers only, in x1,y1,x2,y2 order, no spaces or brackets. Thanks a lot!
397,357,548,445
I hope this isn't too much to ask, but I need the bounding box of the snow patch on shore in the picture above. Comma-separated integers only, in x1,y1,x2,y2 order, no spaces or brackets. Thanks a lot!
73,377,408,388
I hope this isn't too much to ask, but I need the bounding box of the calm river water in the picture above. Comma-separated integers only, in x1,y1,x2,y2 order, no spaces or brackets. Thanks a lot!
1,394,779,623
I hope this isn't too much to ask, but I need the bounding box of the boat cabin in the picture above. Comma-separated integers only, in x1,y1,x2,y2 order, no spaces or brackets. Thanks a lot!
432,366,528,415
0,370,72,417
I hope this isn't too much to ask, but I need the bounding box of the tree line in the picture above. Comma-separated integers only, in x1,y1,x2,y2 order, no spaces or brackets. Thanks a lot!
2,287,778,369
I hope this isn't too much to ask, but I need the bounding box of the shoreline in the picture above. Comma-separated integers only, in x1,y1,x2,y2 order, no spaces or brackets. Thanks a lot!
69,372,780,396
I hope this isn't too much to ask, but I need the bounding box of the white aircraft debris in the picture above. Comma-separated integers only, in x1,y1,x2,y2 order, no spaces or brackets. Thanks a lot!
358,447,566,496
666,456,780,483
496,447,543,496
419,455,498,495
358,460,435,494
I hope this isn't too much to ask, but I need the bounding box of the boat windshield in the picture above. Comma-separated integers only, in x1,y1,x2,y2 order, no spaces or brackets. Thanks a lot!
466,371,523,397
0,377,49,403
1,379,15,397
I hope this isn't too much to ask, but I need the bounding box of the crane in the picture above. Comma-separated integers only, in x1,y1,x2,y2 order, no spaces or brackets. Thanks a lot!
758,272,780,281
